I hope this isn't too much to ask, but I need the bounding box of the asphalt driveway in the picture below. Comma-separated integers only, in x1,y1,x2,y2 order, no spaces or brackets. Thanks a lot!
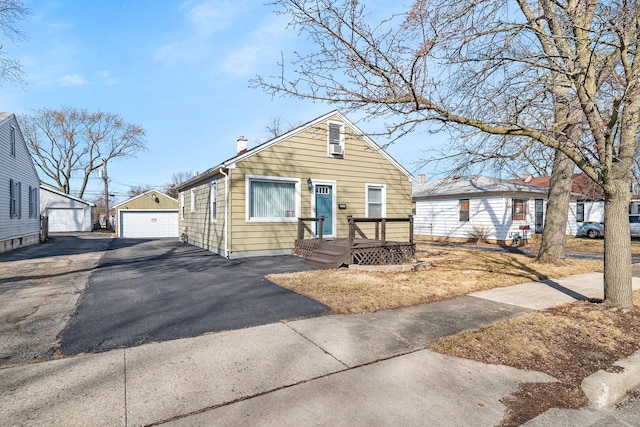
59,238,330,355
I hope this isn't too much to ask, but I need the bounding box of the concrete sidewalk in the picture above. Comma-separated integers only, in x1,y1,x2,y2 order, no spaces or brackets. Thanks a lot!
1,272,639,426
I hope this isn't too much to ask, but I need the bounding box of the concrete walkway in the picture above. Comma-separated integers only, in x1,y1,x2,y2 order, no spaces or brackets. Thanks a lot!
1,272,639,426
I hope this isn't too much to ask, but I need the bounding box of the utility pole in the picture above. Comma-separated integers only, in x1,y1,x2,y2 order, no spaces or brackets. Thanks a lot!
102,159,110,230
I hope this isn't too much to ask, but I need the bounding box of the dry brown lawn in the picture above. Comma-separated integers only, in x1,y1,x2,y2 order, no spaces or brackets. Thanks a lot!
268,244,640,425
428,291,640,426
267,245,603,314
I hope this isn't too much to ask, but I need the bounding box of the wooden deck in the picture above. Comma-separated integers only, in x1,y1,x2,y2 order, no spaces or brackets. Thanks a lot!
293,217,415,268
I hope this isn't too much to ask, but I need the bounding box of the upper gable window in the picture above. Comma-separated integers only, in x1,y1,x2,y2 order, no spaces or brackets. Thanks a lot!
10,126,16,157
327,121,344,158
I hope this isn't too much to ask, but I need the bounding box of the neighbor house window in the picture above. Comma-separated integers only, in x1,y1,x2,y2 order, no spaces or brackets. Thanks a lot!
190,188,196,212
246,175,300,222
9,179,21,218
28,186,37,218
327,121,344,157
512,199,526,221
459,199,470,222
10,126,16,157
366,184,386,218
576,202,584,222
210,180,217,222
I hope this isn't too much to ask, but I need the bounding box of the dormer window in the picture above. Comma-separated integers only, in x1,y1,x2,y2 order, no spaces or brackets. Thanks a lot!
327,121,344,157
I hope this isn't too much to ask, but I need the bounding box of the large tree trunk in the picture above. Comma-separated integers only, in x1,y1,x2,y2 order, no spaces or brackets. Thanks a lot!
537,150,573,262
603,176,634,310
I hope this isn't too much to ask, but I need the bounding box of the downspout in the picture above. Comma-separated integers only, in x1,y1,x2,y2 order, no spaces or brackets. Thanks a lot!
220,168,229,258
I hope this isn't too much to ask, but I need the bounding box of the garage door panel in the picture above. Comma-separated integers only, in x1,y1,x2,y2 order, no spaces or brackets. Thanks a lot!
121,211,178,238
47,208,85,232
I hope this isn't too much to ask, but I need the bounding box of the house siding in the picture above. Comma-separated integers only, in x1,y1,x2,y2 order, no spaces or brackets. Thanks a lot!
226,120,411,255
180,176,225,253
178,112,412,258
0,114,40,253
415,194,578,242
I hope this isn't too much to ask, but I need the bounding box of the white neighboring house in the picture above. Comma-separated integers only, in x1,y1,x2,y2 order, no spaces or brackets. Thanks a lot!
40,184,96,232
0,113,41,253
413,175,579,243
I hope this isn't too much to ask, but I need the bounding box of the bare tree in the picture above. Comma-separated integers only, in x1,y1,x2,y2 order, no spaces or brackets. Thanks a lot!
19,106,147,198
128,185,152,198
255,0,640,309
0,0,29,87
164,171,193,199
264,116,304,139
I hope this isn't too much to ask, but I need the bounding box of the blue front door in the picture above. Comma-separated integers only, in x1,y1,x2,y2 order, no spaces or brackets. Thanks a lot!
315,185,333,236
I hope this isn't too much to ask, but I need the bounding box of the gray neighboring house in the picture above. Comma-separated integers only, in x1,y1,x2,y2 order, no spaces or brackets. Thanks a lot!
413,175,580,243
40,184,96,232
0,113,41,253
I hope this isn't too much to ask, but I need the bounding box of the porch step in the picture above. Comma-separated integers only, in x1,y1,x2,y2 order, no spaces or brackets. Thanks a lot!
306,246,350,269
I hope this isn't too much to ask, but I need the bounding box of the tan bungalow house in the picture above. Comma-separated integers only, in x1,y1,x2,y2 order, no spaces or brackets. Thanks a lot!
177,110,414,259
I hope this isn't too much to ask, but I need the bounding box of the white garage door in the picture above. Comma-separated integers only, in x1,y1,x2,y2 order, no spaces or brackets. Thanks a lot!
120,210,178,238
47,208,86,232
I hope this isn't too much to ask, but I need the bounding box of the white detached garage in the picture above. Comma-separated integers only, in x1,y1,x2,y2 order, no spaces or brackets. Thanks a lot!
114,189,179,238
40,185,95,232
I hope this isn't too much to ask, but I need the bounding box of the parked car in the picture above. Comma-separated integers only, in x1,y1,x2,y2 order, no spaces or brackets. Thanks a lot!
578,215,640,238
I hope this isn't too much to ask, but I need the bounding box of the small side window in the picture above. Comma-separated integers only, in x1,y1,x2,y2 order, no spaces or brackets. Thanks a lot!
459,199,469,222
210,181,217,222
10,126,16,157
512,199,526,221
576,202,584,222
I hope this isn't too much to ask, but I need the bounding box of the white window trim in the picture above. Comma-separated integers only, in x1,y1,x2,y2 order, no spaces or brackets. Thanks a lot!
365,183,386,218
326,120,345,157
190,188,196,213
210,180,217,223
180,193,185,220
245,174,301,223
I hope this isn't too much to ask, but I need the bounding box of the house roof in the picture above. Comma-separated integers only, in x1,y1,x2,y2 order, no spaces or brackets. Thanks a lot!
512,173,604,201
40,184,96,206
177,110,413,190
413,175,551,199
113,188,178,209
1,112,40,182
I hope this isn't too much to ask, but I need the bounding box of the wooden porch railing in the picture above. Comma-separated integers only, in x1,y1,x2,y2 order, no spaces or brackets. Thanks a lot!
347,216,414,247
297,216,325,242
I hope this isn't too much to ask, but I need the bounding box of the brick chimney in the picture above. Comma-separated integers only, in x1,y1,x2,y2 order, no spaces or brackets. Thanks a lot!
418,174,426,184
237,136,248,154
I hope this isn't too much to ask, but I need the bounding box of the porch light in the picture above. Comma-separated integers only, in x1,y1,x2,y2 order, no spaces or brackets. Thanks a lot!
307,177,313,192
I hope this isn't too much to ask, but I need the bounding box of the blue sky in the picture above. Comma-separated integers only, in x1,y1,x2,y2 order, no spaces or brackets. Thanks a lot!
1,0,446,203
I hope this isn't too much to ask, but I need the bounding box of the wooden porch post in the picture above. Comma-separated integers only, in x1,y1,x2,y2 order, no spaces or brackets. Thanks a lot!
348,216,354,247
381,218,386,245
318,216,324,243
409,215,414,245
297,218,304,241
